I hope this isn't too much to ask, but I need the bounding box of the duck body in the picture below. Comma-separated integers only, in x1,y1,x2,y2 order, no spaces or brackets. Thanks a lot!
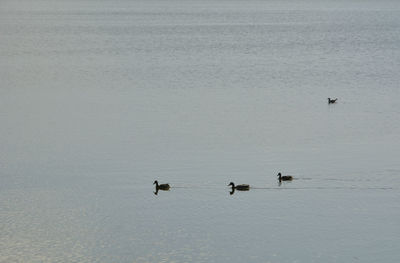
277,173,293,181
328,98,338,104
228,182,250,191
153,180,170,190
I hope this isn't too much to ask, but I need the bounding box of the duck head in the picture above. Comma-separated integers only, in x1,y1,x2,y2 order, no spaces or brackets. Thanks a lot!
153,180,158,185
227,182,235,187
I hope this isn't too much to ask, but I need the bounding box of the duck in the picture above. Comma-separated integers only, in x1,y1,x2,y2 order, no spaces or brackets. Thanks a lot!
328,98,338,104
228,182,250,191
277,172,293,181
153,180,170,190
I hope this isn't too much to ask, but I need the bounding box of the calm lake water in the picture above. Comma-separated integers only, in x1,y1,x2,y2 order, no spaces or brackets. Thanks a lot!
1,0,400,262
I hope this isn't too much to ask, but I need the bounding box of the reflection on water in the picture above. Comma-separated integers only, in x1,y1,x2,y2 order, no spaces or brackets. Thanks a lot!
153,188,170,195
278,179,293,187
229,188,250,195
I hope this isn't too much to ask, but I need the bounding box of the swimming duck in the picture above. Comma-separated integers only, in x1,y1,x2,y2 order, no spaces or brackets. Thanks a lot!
228,182,250,191
153,180,170,190
277,172,293,181
328,98,338,104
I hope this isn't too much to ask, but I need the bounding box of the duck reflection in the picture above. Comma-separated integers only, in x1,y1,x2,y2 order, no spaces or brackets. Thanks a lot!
154,187,171,195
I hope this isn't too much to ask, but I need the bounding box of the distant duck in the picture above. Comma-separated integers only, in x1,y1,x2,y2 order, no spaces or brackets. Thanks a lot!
277,172,293,181
228,182,250,191
328,98,338,104
153,180,170,190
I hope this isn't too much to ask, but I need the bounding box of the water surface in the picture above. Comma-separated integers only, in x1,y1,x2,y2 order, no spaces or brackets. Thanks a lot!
1,0,400,262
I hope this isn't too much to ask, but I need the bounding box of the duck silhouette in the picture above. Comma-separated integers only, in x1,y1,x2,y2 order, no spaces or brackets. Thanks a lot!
153,180,170,190
328,98,338,104
153,180,170,195
228,182,250,191
277,172,293,182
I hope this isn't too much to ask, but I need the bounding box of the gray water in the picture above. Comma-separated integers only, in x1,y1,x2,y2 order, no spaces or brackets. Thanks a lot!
1,0,400,262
